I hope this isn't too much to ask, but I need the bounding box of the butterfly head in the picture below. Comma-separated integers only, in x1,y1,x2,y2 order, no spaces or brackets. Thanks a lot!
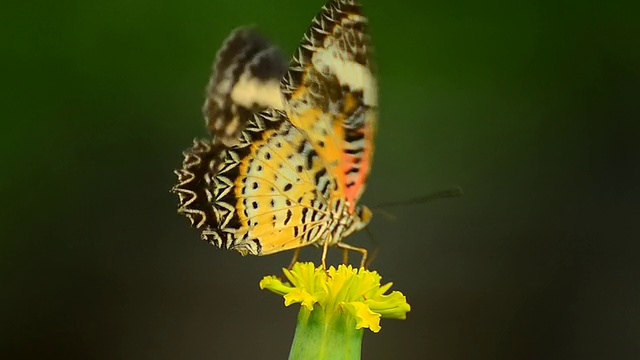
353,204,372,231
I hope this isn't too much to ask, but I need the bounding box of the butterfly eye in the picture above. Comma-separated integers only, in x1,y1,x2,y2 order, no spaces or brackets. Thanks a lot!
357,205,372,226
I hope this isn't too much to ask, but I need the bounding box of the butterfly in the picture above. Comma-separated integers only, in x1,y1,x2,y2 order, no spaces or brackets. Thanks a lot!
172,0,377,268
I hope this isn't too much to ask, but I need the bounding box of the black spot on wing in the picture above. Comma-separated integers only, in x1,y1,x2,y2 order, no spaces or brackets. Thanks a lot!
345,131,365,142
345,166,360,175
344,147,363,155
320,180,330,197
252,239,262,253
305,147,317,169
284,209,293,225
296,141,306,159
314,168,327,185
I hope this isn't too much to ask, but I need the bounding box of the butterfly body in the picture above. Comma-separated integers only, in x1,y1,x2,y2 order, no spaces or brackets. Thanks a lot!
173,0,376,266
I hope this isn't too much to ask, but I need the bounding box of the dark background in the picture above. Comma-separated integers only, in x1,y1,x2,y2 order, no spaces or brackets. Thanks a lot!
2,0,639,359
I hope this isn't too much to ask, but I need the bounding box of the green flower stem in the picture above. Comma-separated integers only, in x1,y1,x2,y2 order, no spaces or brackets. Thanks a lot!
289,305,363,360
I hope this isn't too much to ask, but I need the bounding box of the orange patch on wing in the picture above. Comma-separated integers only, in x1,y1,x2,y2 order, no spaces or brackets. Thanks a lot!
342,122,374,213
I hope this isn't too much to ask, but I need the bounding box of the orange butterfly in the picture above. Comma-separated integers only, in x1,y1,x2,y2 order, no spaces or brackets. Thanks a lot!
172,0,377,268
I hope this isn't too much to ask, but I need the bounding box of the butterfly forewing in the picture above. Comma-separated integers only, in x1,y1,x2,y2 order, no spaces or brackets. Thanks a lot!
281,0,377,212
204,27,289,146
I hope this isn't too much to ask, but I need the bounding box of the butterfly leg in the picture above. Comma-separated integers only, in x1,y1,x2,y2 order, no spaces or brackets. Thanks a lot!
342,248,349,265
287,248,302,270
336,242,368,269
321,240,330,269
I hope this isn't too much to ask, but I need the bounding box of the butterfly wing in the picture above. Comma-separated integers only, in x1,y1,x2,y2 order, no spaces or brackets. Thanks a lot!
204,27,289,146
192,109,339,255
280,0,377,213
173,138,225,231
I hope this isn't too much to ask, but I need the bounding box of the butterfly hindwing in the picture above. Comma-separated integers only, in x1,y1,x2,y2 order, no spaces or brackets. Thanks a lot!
203,109,342,255
173,138,225,231
280,0,377,212
204,27,289,146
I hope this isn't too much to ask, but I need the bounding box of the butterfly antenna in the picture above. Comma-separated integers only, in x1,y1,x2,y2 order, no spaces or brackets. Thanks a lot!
371,186,463,209
364,226,380,268
375,208,397,222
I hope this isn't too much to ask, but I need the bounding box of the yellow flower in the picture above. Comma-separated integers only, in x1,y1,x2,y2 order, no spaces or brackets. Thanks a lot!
260,262,411,333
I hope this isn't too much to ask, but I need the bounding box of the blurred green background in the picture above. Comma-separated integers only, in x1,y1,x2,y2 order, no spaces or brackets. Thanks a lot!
2,0,639,359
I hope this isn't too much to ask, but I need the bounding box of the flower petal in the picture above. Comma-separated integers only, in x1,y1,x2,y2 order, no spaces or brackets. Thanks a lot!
342,302,382,333
284,289,317,310
259,276,293,296
366,291,411,319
